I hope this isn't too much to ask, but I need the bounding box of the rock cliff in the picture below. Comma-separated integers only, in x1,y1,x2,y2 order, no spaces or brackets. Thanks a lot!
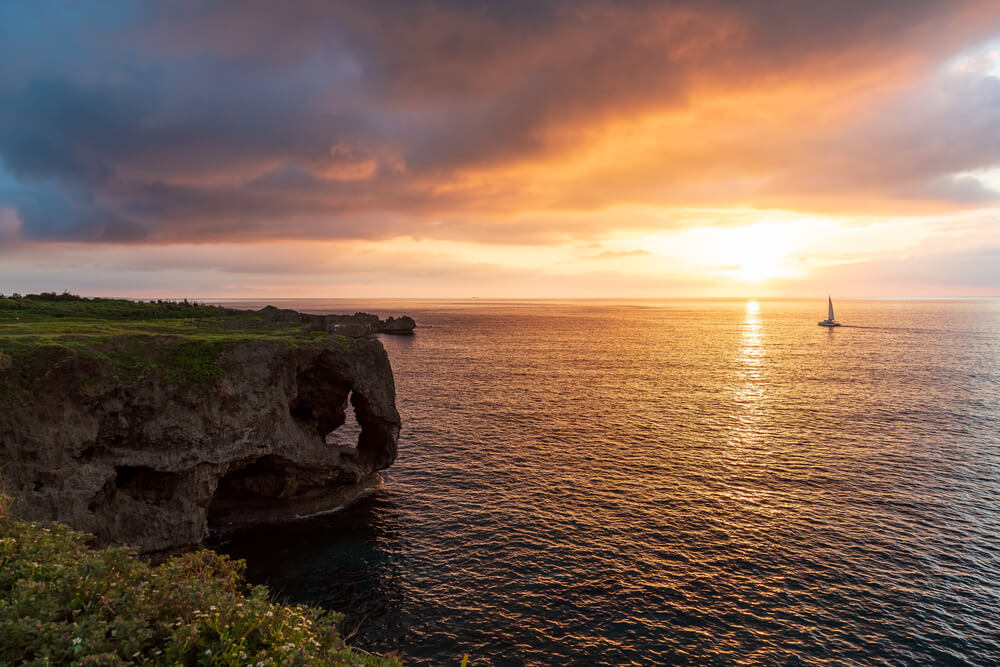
0,304,402,554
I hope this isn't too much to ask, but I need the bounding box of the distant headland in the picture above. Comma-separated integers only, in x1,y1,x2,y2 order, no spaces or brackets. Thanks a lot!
256,304,416,336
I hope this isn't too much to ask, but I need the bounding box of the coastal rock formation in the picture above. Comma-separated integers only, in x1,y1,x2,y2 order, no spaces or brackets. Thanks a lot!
380,315,417,335
258,306,417,336
0,325,401,554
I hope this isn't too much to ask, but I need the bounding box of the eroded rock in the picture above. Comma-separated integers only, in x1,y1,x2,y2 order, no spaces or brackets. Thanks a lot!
259,308,416,337
0,335,400,553
380,315,417,335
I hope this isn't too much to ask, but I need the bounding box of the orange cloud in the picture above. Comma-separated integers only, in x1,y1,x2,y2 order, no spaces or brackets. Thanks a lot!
2,2,1000,295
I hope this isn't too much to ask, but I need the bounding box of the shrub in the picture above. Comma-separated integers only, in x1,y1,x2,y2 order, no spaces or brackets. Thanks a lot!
0,505,398,666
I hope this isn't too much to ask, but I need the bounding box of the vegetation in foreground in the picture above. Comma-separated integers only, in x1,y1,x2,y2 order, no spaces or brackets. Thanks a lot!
0,495,399,666
0,293,351,392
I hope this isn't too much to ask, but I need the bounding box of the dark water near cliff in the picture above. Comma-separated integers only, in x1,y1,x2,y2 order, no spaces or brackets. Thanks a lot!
213,299,1000,665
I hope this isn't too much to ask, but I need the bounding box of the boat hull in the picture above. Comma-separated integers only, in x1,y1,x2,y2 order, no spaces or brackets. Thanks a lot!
818,320,841,327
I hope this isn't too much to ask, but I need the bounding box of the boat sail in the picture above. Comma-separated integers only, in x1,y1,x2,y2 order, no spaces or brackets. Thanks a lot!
818,296,841,327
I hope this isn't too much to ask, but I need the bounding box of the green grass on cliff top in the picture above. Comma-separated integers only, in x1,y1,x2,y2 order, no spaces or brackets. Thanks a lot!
0,293,351,388
0,292,312,336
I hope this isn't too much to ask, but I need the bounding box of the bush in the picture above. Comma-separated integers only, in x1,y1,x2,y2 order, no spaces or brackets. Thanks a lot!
0,500,398,666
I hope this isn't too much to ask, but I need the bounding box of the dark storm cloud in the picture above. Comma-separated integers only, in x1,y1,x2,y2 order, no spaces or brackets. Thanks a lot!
1,1,999,243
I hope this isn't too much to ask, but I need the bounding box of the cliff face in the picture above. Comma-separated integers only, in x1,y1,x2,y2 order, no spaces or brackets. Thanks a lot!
0,334,400,553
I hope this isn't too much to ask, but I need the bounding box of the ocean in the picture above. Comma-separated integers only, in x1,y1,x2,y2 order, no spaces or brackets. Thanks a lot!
211,299,1000,665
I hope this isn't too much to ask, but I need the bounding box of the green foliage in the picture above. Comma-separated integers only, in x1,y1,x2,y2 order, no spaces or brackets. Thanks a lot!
0,294,356,394
161,339,226,386
0,293,235,322
0,509,399,666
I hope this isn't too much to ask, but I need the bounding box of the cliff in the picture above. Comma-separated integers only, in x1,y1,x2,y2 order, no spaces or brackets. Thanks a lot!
0,295,403,553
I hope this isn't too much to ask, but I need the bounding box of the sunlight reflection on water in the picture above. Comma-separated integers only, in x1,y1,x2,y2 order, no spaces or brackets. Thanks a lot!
214,298,1000,665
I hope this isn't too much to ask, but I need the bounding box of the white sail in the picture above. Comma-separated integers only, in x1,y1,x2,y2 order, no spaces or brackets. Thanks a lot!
819,296,841,326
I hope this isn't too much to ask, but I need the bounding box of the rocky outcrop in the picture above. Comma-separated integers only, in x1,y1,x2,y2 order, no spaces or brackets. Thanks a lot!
258,307,416,336
0,333,400,554
379,315,417,335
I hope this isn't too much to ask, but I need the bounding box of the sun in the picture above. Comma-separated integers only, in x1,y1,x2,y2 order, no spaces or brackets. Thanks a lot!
735,258,777,283
623,214,817,285
711,223,795,283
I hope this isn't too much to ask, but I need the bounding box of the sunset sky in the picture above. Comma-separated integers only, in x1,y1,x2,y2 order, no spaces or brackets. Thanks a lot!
2,1,1000,297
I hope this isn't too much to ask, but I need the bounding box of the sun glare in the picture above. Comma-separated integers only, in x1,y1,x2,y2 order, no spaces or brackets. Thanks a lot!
634,219,805,284
717,223,796,283
735,258,777,283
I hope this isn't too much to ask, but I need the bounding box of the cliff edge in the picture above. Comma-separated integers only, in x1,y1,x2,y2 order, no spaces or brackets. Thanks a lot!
0,295,403,553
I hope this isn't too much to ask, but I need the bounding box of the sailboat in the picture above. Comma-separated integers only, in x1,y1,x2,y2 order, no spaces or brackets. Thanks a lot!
818,296,841,327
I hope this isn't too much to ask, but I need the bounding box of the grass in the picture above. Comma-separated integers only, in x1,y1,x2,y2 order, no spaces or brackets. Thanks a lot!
0,292,240,322
0,494,400,666
0,294,353,391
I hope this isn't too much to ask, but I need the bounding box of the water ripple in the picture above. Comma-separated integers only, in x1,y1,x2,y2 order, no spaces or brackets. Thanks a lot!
215,299,1000,665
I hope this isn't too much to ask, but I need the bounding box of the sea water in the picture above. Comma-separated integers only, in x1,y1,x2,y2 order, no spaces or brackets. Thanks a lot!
213,299,1000,665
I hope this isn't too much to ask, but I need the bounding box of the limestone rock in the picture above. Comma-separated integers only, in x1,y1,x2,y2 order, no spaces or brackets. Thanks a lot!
379,315,416,335
0,335,400,554
258,310,417,338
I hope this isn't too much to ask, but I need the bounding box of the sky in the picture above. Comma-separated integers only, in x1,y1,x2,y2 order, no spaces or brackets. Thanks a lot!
1,1,1000,298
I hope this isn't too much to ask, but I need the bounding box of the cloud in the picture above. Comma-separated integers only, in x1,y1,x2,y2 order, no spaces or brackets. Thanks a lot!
762,70,1000,208
832,246,1000,290
1,0,1000,250
0,207,21,241
588,249,654,260
0,237,722,298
